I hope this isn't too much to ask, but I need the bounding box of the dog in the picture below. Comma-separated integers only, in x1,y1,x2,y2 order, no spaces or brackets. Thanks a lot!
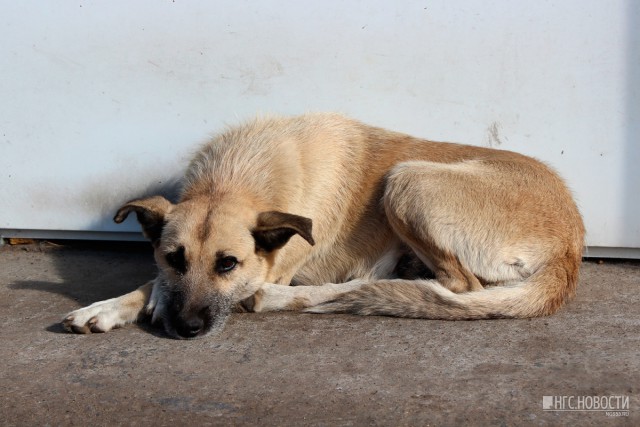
63,113,585,339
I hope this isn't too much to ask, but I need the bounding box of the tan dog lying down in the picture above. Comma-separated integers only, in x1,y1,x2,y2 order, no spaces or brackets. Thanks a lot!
63,113,584,339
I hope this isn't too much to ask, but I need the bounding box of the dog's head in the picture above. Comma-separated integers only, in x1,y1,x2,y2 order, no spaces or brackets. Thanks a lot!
114,195,314,339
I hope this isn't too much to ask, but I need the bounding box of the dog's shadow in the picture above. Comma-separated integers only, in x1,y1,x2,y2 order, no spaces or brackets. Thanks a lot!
7,241,170,337
7,176,185,337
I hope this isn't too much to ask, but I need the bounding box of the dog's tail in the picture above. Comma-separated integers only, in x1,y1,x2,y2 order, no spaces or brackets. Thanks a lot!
306,254,581,319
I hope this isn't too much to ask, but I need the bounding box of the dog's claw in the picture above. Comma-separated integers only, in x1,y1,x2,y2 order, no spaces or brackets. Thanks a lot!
63,314,92,334
62,315,77,333
87,316,103,333
70,323,91,334
62,300,123,334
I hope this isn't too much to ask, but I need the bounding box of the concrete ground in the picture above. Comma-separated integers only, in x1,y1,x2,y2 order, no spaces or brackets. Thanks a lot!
0,242,638,426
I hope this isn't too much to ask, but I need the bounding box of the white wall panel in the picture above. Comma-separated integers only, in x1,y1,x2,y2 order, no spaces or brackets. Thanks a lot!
1,1,638,256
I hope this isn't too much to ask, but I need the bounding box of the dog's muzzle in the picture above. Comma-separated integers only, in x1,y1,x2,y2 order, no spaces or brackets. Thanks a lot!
165,292,232,339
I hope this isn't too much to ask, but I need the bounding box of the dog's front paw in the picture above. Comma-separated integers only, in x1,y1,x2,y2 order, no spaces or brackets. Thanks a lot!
62,298,128,334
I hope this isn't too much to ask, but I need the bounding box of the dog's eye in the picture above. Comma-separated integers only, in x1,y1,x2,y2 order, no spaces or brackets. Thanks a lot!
166,246,187,274
216,256,238,274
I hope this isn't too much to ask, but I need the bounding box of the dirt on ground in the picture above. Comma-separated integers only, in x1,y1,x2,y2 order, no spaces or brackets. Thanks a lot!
0,242,638,426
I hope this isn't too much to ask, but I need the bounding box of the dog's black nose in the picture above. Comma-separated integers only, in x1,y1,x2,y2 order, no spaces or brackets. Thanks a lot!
168,294,210,338
175,314,204,338
166,293,231,339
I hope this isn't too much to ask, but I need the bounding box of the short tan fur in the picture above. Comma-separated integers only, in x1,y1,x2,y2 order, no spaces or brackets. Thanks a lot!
63,113,584,338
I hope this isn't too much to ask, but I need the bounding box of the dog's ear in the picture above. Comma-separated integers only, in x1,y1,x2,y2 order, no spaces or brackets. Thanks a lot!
252,211,315,253
113,196,174,243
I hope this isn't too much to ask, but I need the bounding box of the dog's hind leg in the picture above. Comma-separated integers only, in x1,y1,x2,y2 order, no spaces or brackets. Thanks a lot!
382,160,511,293
62,281,154,333
247,280,368,312
401,236,484,293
